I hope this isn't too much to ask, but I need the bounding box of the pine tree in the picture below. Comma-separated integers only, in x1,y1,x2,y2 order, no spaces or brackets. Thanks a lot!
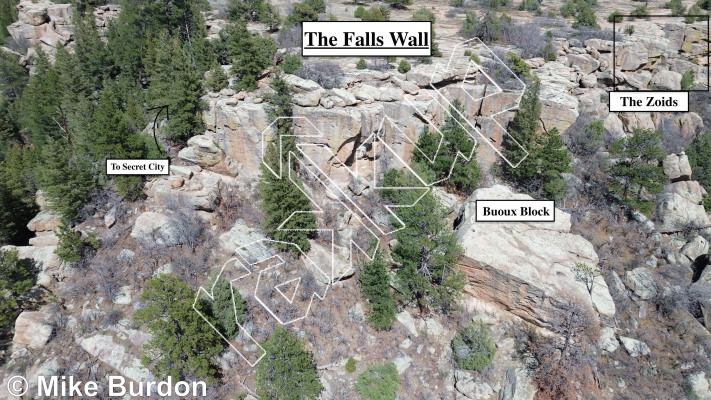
148,35,205,141
0,248,37,332
0,0,19,39
73,14,110,93
413,99,482,195
38,139,96,221
382,167,465,314
360,248,396,330
135,275,224,383
259,143,317,253
208,278,247,339
256,327,323,400
0,145,38,245
608,128,665,212
81,84,147,199
259,73,316,253
537,127,572,200
219,22,276,91
55,221,84,263
18,48,64,146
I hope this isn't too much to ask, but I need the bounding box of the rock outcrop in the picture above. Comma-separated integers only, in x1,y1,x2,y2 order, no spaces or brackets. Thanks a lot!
7,0,74,62
13,310,53,349
456,185,615,327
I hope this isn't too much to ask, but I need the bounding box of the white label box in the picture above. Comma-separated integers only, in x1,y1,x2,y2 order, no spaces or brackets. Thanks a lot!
106,159,170,175
475,200,556,222
302,21,431,57
609,91,689,112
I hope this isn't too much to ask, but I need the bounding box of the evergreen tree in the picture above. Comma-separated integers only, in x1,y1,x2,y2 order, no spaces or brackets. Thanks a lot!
608,128,666,212
538,127,572,200
208,278,247,339
386,0,412,8
18,49,64,146
687,132,711,190
360,248,396,330
286,2,320,26
55,221,84,263
259,143,317,253
135,275,224,383
217,22,276,92
148,35,205,141
38,139,96,221
256,327,323,400
81,84,147,199
73,14,111,93
382,166,465,314
451,321,497,371
0,145,38,244
0,48,28,103
259,73,316,253
413,99,482,195
0,0,19,38
0,249,37,332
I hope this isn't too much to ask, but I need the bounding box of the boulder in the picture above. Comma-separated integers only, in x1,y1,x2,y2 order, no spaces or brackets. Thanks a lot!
656,193,709,232
663,153,693,182
28,232,59,247
566,53,600,74
456,185,615,327
687,372,710,400
599,326,619,353
619,336,651,357
625,267,657,300
499,368,537,400
77,334,153,383
455,370,494,399
218,219,270,258
615,44,648,71
650,70,682,91
681,236,709,261
396,310,419,337
665,181,707,204
330,88,357,106
13,310,53,349
3,245,61,286
46,4,73,25
27,210,60,232
293,88,326,107
178,134,224,167
283,74,322,92
104,206,117,228
130,211,184,247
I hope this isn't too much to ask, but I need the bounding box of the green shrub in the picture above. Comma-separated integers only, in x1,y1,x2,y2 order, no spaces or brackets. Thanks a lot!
354,5,366,18
356,362,400,400
397,60,411,73
542,42,557,61
703,197,711,212
686,132,711,189
631,5,649,18
451,321,497,371
346,357,357,373
450,0,464,5
464,50,472,56
681,70,695,90
360,249,396,330
282,53,302,74
356,58,367,69
519,0,540,11
624,25,635,35
206,65,229,92
506,52,531,78
607,10,623,22
55,222,84,263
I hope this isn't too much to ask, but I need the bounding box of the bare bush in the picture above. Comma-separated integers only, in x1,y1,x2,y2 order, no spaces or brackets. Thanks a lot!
517,300,600,400
296,60,344,89
367,58,391,71
278,24,302,48
501,22,547,58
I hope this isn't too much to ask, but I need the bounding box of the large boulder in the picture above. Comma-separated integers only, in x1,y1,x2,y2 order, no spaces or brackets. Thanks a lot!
13,310,53,349
2,245,62,286
456,185,615,327
499,368,537,400
77,333,153,383
130,211,184,247
650,70,682,91
663,153,693,182
26,210,60,232
665,181,707,204
656,193,709,232
624,267,657,300
566,53,600,74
